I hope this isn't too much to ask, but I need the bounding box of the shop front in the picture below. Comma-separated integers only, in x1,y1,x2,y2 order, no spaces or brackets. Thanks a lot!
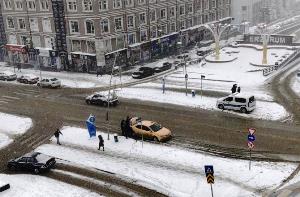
128,44,141,66
5,44,28,66
104,48,127,72
71,52,97,73
36,48,60,70
151,39,161,59
140,42,151,62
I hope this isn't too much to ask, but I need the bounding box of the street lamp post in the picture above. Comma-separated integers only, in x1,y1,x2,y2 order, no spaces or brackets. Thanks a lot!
204,22,231,61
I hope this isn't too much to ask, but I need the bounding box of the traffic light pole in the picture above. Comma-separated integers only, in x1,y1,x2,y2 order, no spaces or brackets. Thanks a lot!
210,184,214,197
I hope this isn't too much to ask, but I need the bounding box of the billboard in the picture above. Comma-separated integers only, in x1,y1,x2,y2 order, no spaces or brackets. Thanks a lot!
244,34,294,45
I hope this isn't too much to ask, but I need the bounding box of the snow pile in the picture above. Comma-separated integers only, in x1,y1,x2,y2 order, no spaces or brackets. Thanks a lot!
0,174,101,197
115,85,288,121
36,126,297,197
0,113,32,149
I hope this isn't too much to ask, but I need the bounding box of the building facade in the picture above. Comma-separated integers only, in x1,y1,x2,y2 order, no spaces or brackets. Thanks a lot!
1,0,231,73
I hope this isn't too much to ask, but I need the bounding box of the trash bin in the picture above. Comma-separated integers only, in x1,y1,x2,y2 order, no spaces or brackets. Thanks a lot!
191,90,196,97
114,134,118,142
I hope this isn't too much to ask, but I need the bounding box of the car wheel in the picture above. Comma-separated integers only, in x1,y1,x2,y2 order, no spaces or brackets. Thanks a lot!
153,137,159,142
37,83,40,87
103,102,108,107
86,100,91,105
34,168,40,174
240,107,247,114
218,104,224,110
8,164,15,171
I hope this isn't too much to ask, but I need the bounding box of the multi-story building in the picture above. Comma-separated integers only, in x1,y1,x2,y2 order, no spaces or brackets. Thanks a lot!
1,0,231,73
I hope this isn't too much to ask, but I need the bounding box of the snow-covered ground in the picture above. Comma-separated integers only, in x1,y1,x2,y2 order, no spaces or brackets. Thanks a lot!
116,83,288,121
0,174,101,197
36,126,297,197
0,112,32,149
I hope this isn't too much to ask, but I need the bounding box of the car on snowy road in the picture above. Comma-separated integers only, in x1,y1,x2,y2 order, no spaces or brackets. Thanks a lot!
7,152,56,174
0,71,17,81
129,117,172,142
37,78,61,88
86,91,119,106
132,67,154,79
17,74,39,84
153,62,172,73
216,93,256,113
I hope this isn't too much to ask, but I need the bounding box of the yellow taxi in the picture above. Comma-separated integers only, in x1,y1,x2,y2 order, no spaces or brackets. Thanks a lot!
130,117,172,142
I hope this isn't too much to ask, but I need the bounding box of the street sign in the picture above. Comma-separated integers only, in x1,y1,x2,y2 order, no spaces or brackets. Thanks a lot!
204,165,214,184
248,134,255,142
248,128,256,135
248,141,254,149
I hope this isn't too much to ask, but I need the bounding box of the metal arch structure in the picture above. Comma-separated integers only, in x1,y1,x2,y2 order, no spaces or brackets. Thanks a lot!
204,22,231,61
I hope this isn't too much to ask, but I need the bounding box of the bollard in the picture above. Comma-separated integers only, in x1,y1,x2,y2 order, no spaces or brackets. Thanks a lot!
114,134,118,142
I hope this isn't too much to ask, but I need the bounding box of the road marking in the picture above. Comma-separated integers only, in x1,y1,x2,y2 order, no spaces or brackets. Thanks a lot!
20,133,40,145
13,92,32,96
0,100,8,104
27,134,48,148
0,98,11,102
2,96,20,100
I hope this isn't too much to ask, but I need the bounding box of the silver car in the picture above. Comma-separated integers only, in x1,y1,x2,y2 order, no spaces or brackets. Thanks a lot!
0,71,17,81
37,78,61,88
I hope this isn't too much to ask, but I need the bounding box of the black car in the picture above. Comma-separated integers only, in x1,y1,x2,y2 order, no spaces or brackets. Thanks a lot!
7,152,56,174
154,62,172,73
86,92,119,106
17,75,39,84
132,67,154,79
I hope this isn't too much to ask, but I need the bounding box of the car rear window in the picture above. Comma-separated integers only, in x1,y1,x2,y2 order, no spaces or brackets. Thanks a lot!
235,97,246,103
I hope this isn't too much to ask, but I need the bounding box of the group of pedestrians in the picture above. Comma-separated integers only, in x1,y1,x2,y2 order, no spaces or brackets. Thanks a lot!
231,84,241,94
121,116,133,138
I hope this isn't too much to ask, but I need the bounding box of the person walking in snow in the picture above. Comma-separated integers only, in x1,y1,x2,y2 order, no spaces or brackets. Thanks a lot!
54,129,63,145
98,134,104,151
231,84,237,94
121,119,127,139
237,86,241,93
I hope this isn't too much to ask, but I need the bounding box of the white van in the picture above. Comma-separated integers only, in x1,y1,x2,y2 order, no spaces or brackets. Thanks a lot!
216,93,256,113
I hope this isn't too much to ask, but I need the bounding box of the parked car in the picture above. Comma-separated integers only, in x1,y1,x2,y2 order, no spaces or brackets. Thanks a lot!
7,152,56,174
154,62,172,73
0,71,17,81
297,70,300,80
37,78,61,88
132,67,154,79
129,117,172,142
216,93,256,113
86,91,119,106
17,74,39,84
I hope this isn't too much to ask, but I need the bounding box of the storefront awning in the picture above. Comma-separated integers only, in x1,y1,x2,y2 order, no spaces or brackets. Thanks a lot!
71,51,96,56
5,44,26,53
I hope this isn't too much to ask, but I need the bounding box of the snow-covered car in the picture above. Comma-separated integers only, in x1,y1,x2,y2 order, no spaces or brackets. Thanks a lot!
0,71,17,81
153,62,172,73
129,117,172,142
86,91,119,106
216,93,256,113
37,78,61,88
132,67,154,79
7,152,56,174
17,74,39,84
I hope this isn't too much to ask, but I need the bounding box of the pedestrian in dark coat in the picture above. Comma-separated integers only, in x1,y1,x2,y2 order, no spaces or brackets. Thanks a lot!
121,119,127,138
98,134,104,151
96,67,101,77
237,86,241,93
54,129,63,145
231,84,237,94
17,64,21,72
125,116,132,137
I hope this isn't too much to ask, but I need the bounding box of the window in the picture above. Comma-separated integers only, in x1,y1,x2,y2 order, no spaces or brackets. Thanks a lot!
100,18,109,33
113,0,122,9
116,35,124,49
29,18,39,32
187,18,192,28
211,0,216,8
70,21,79,33
138,0,145,5
44,36,54,49
140,30,147,42
139,13,146,24
242,6,247,11
20,36,29,45
127,15,135,28
235,98,246,103
179,5,185,15
67,0,77,11
249,96,255,103
151,26,156,38
150,10,156,22
99,0,108,11
42,18,51,32
85,20,95,34
114,17,123,31
160,25,167,35
170,23,176,32
160,9,166,19
7,17,14,29
72,40,81,51
32,35,41,47
203,0,208,10
87,41,96,53
187,3,193,14
40,0,49,10
83,0,93,12
8,34,17,44
14,0,23,10
142,125,150,131
128,33,136,45
170,7,175,17
125,0,133,7
179,20,185,29
18,18,26,30
26,0,36,11
224,97,233,102
3,0,12,10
